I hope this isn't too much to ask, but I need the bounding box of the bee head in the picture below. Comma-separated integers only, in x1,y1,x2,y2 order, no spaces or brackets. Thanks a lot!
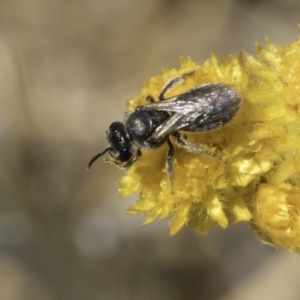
87,122,134,169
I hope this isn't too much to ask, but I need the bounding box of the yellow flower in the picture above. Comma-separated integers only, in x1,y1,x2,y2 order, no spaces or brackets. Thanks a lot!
118,37,300,251
252,183,300,252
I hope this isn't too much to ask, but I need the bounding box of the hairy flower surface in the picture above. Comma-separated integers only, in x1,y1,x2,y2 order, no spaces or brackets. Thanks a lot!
118,38,300,251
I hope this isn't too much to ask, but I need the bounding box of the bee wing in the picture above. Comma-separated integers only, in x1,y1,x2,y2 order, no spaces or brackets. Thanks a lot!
140,85,219,138
141,91,205,114
140,84,242,139
152,113,187,138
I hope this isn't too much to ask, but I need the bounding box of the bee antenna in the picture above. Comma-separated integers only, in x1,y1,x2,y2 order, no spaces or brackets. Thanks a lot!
87,147,112,169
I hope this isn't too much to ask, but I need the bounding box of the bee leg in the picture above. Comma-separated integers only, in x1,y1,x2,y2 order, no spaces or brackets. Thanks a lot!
159,71,196,100
166,138,175,193
145,95,156,103
144,71,197,103
115,149,142,168
159,78,183,100
173,132,222,160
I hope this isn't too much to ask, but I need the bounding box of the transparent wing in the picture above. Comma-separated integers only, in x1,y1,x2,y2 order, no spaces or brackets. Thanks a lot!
140,84,242,139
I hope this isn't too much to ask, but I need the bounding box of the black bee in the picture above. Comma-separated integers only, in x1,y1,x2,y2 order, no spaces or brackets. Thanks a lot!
88,72,242,188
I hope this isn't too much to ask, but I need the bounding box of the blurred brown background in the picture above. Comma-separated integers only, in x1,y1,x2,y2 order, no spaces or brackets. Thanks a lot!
1,0,300,299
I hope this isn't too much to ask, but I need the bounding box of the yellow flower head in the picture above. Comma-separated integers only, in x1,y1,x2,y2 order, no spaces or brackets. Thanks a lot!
116,38,300,251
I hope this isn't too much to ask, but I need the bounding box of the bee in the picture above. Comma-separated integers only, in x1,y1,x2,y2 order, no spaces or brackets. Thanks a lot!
88,72,242,189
